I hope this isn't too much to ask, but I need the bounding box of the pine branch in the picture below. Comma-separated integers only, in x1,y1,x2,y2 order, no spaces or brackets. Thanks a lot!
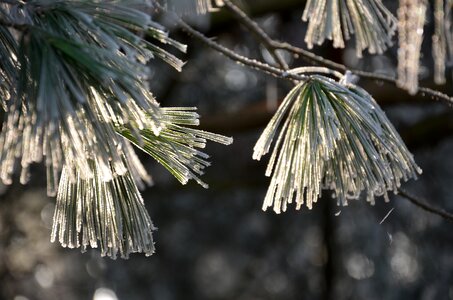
398,188,453,222
177,0,453,105
217,0,453,106
222,0,288,70
0,1,234,259
176,17,307,82
171,7,453,217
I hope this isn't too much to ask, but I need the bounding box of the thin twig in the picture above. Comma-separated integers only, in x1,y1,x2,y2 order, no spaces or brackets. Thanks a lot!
222,0,288,70
153,0,291,80
220,1,453,106
176,17,307,82
398,188,453,222
278,43,453,105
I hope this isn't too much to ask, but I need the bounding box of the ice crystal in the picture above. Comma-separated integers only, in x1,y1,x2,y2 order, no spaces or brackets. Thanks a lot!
397,0,427,95
253,75,421,213
51,156,155,259
302,0,397,57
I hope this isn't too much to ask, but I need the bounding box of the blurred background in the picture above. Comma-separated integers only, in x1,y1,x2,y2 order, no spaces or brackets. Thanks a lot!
2,1,453,299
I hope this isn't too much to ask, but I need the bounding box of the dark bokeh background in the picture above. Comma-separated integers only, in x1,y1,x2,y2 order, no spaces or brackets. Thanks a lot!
2,1,453,299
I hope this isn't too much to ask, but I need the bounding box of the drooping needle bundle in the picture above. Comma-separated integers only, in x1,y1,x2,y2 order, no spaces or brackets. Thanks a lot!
254,75,421,213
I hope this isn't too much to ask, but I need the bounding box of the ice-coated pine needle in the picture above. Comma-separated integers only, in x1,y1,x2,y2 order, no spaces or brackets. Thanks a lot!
118,107,234,188
253,75,421,214
397,0,427,95
51,160,155,259
302,0,397,57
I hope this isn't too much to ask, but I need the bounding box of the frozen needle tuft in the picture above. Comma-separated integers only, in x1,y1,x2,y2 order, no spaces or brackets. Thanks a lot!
118,107,234,189
51,160,156,259
302,0,397,57
253,75,421,213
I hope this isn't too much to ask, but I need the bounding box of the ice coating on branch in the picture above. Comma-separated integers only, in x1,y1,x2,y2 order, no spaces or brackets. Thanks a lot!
397,0,427,94
253,75,421,213
302,0,397,57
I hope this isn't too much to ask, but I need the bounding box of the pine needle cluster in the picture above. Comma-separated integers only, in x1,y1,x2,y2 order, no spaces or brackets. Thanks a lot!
302,0,397,57
253,74,421,213
0,0,232,258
